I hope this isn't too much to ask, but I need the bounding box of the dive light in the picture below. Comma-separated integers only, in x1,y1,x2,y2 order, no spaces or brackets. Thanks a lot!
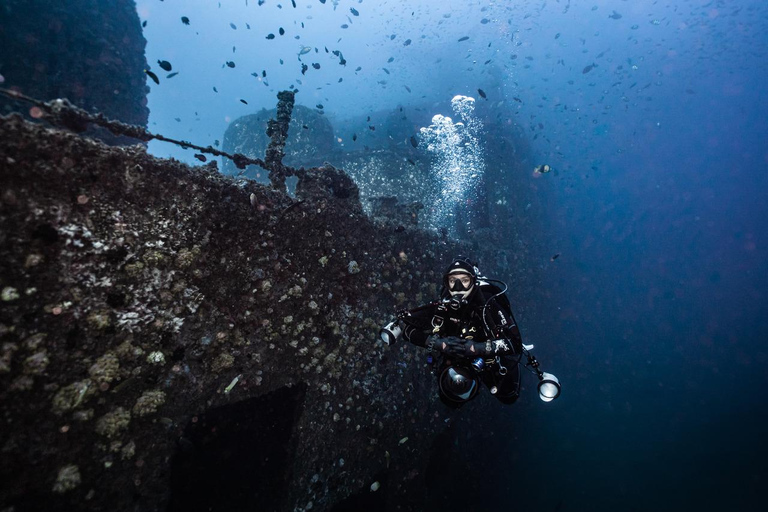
537,372,561,402
525,351,562,402
379,320,402,345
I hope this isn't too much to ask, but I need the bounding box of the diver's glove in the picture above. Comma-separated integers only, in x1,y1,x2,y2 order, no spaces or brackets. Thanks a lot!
439,337,493,358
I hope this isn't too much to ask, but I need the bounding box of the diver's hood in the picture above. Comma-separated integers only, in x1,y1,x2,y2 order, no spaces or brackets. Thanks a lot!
444,258,479,299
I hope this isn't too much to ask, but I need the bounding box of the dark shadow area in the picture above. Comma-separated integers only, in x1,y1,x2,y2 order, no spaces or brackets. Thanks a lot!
422,425,504,512
328,471,389,512
166,383,307,512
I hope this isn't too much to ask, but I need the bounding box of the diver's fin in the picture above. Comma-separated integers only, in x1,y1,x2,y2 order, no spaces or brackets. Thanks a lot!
523,343,534,351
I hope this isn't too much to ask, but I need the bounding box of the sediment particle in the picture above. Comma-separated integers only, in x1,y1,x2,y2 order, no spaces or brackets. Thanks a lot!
87,310,112,330
95,407,131,438
132,390,166,416
121,440,136,460
1,286,20,301
23,351,49,375
52,380,93,414
146,351,165,365
89,352,120,384
211,352,235,373
53,464,81,493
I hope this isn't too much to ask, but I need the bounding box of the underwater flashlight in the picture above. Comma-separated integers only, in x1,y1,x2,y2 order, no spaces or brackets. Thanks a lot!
537,372,561,402
379,321,402,345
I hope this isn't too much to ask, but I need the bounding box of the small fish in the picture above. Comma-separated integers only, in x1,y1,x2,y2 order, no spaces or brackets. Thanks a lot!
230,22,237,29
350,7,359,16
181,16,190,25
513,97,522,103
382,68,390,74
369,125,376,131
194,153,207,162
240,99,248,104
214,139,220,147
582,63,596,74
341,24,349,29
534,164,552,174
166,72,179,78
550,253,560,261
352,133,357,141
291,0,296,7
279,27,285,35
246,23,250,29
404,85,411,93
406,158,416,165
480,18,490,24
144,69,159,84
316,103,324,109
477,88,487,99
608,11,622,20
387,57,394,63
157,60,172,72
301,63,308,75
555,33,560,39
312,63,321,69
266,33,275,39
458,36,469,42
213,86,218,92
403,39,412,46
142,20,147,28
226,61,235,68
302,125,309,129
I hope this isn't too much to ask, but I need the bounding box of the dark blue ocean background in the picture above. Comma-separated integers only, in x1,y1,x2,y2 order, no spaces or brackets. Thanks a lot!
139,0,768,510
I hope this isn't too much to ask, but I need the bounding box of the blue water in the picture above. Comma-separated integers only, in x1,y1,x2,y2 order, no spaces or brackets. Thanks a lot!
140,1,768,510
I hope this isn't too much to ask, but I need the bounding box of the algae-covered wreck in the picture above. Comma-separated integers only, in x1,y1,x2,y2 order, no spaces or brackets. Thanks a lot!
0,90,516,511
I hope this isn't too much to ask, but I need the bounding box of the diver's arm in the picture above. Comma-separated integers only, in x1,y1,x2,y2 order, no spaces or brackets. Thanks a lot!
402,323,432,348
400,303,439,349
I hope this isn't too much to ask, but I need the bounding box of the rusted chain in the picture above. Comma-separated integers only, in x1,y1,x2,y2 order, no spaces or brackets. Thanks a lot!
0,87,268,171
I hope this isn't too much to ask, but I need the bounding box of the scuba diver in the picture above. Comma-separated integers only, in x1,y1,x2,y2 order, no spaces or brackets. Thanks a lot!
380,257,561,408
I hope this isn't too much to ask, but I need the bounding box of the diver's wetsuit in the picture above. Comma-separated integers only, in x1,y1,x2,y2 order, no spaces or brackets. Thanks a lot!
401,282,523,407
